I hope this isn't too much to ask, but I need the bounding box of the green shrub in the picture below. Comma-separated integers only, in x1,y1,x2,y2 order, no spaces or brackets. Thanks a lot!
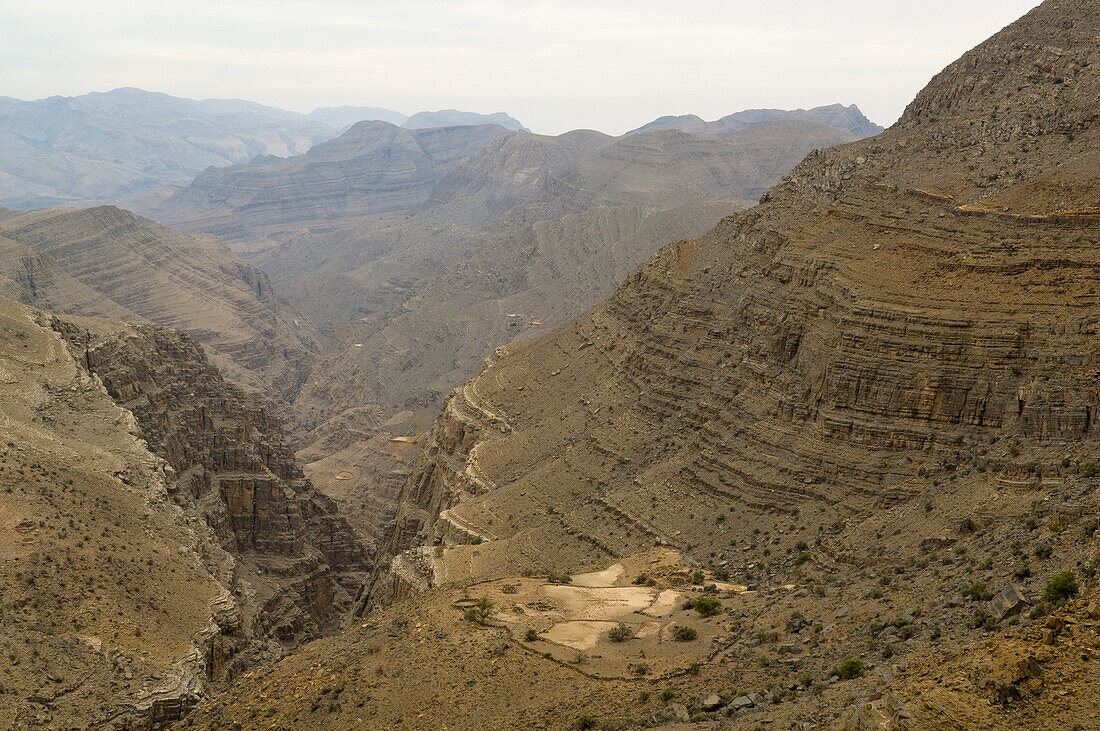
794,552,810,566
465,596,494,624
1034,543,1053,559
672,625,697,641
693,596,722,617
1042,571,1079,606
547,572,572,584
608,622,635,642
690,569,705,584
1081,462,1100,478
835,658,864,680
525,628,539,642
576,713,597,730
969,608,997,631
961,582,992,601
1013,564,1032,580
1085,519,1099,537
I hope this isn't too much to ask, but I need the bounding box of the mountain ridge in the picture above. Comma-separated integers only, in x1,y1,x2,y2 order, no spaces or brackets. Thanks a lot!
628,102,884,138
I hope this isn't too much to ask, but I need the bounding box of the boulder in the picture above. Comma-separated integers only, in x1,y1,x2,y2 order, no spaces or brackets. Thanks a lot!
652,703,690,723
695,693,725,711
731,695,754,709
988,583,1030,621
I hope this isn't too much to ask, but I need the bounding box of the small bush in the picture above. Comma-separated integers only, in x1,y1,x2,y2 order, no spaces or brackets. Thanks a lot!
1042,571,1079,606
690,569,705,584
693,596,722,617
835,658,864,680
672,625,697,641
525,628,539,642
1085,519,1099,537
969,609,997,631
794,552,810,566
961,582,992,601
1013,564,1032,580
1081,462,1100,478
465,596,494,624
608,622,635,642
433,545,444,557
1034,543,1053,559
960,517,978,533
576,713,597,730
547,573,572,584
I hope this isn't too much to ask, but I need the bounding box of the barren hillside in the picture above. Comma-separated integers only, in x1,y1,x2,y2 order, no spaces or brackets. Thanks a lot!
183,1,1100,728
0,295,371,728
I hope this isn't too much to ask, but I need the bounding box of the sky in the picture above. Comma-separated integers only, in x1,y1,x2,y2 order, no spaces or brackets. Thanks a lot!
0,0,1040,136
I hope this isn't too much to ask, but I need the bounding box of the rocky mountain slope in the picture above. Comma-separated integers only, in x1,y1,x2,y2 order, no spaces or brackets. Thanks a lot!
0,205,314,402
147,121,514,248
0,88,531,210
0,295,370,729
255,120,858,543
628,103,884,138
184,1,1100,728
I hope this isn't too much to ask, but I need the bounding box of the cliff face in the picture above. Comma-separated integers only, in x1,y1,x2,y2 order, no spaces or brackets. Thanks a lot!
0,295,241,729
53,319,372,641
373,0,1100,603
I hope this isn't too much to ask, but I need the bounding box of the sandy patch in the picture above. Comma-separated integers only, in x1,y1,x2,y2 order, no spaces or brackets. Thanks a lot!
571,563,625,587
540,584,656,620
542,620,618,650
641,589,682,617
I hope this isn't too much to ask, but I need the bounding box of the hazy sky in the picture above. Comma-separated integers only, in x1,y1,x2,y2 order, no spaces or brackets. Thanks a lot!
1,0,1039,135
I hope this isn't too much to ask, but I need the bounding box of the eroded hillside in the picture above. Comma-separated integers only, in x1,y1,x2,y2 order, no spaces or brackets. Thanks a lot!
256,120,858,544
0,205,315,402
0,294,372,728
183,1,1100,728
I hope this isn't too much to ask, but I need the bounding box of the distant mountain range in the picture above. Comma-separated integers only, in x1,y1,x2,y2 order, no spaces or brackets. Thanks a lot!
0,88,526,208
628,103,884,138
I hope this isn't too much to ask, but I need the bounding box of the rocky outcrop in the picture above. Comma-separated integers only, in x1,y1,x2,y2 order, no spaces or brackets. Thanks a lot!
52,319,372,646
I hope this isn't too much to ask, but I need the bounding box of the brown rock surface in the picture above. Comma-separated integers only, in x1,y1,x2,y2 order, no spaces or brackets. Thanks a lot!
173,3,1100,728
0,205,315,403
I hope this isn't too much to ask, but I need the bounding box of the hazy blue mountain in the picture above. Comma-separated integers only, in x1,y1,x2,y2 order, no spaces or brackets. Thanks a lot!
0,88,334,208
308,105,409,130
628,103,884,138
403,109,527,131
0,89,528,208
